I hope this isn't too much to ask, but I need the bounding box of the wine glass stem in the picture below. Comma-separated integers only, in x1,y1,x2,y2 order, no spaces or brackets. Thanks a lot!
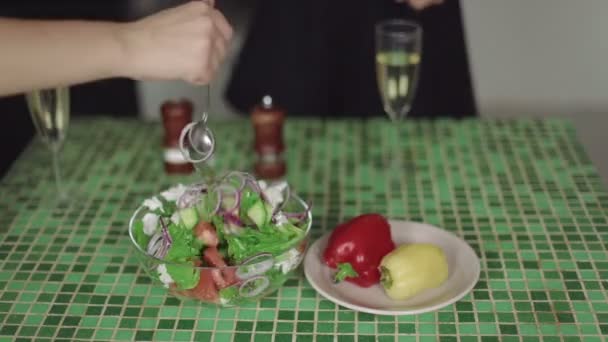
391,122,404,178
51,148,65,199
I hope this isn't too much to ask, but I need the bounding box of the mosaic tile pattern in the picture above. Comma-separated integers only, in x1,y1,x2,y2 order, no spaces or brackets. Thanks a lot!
0,117,607,342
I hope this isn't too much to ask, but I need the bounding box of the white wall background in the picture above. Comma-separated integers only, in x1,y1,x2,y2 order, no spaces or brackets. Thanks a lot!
461,0,608,181
461,0,608,118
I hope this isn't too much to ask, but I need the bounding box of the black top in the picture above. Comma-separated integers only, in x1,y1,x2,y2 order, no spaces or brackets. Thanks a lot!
226,0,477,119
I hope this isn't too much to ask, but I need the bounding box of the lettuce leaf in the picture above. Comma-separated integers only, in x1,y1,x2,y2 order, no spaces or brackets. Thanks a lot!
165,223,199,261
219,286,240,305
225,221,304,263
132,221,150,250
166,264,199,290
239,190,261,224
266,268,289,288
212,215,227,245
163,222,200,290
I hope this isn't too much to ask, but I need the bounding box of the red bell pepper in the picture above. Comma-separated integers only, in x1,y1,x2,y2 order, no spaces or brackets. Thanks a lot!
323,214,395,287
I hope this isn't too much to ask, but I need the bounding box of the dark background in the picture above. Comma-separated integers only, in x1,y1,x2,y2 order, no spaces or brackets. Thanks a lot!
0,0,143,176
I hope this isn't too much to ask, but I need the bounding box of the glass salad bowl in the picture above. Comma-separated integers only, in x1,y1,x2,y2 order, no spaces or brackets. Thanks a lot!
128,171,312,306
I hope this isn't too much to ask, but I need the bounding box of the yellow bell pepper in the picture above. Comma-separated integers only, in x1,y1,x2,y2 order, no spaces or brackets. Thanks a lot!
379,243,448,300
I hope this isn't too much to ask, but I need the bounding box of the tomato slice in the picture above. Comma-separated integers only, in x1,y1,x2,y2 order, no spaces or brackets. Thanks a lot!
222,268,238,286
204,247,239,288
193,221,219,247
188,268,218,301
203,247,227,267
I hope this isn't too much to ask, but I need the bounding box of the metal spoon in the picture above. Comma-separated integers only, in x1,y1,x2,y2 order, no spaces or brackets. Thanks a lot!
179,85,217,182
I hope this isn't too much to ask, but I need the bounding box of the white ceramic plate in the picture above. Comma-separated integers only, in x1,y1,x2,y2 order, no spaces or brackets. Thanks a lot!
304,220,480,316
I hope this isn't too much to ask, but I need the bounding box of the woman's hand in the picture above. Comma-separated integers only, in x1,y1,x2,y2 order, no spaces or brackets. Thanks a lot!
119,1,233,85
398,0,444,11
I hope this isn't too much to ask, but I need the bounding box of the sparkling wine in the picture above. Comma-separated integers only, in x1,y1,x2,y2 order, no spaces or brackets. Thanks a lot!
26,88,70,148
376,51,420,120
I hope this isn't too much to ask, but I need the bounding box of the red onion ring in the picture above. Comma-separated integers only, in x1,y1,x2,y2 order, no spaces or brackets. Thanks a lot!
227,172,267,202
234,191,241,212
156,243,168,259
212,191,222,215
239,275,270,298
224,212,244,227
224,171,248,192
147,232,167,259
236,253,274,279
280,199,312,223
160,217,172,245
247,178,263,194
145,217,173,259
177,184,206,209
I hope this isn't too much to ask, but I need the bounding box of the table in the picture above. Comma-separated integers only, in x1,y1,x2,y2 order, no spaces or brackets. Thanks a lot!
1,117,606,342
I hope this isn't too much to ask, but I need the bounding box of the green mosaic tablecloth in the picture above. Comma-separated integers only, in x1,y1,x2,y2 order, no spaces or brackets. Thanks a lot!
0,117,607,342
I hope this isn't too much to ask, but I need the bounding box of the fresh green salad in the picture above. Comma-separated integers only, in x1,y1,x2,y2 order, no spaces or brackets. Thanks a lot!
130,172,311,304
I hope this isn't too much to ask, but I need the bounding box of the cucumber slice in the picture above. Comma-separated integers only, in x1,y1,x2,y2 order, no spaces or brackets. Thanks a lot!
247,200,267,228
179,207,199,230
222,194,237,211
219,286,240,306
196,200,208,221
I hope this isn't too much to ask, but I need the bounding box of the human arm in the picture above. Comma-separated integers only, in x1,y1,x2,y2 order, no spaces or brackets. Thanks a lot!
398,0,444,11
0,1,232,97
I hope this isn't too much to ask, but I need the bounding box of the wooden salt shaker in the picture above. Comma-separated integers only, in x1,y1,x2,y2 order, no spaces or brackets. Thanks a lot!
251,96,286,180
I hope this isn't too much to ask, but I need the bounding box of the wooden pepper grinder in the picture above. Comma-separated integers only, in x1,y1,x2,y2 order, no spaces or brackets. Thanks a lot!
161,99,194,174
252,95,286,180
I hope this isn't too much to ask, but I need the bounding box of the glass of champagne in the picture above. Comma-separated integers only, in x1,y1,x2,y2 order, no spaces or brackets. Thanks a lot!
26,87,71,204
375,19,422,178
375,19,422,121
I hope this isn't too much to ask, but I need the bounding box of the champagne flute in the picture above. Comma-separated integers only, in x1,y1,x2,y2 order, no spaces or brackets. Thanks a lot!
375,19,422,121
375,19,422,178
26,87,71,203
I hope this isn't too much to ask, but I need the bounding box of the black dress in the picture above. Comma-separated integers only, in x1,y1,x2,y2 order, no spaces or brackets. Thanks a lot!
226,0,477,119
